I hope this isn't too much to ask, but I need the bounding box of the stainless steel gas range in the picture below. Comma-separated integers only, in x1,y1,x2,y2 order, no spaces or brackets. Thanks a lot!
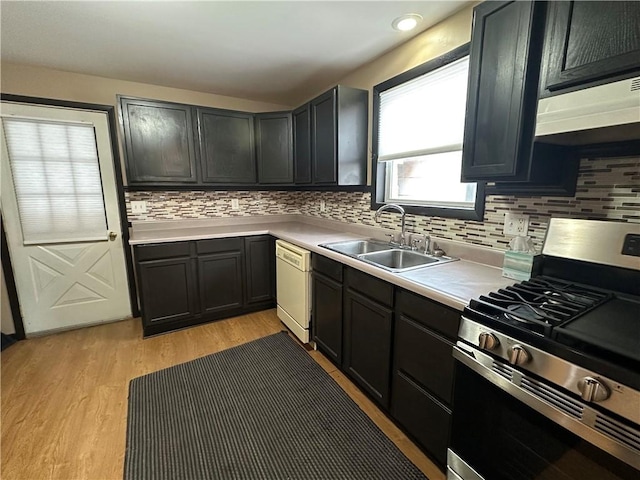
448,218,640,480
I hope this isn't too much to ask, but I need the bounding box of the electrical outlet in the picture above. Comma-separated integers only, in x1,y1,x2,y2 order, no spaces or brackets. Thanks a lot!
320,200,326,212
231,198,239,210
130,201,147,214
503,212,529,236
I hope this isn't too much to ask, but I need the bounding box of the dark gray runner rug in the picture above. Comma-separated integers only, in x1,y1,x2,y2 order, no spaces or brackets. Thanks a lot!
124,332,428,479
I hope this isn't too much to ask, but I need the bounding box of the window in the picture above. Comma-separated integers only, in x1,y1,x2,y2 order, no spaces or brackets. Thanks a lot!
372,44,484,220
2,117,108,244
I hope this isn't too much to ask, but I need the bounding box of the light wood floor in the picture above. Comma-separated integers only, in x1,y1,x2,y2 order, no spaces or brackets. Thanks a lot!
1,310,445,480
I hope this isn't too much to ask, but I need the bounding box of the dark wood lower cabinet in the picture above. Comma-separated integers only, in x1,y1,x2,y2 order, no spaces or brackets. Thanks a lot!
198,252,244,314
343,288,393,409
309,256,459,467
312,272,343,365
391,371,452,467
244,236,275,305
390,289,460,467
137,257,197,325
135,235,275,336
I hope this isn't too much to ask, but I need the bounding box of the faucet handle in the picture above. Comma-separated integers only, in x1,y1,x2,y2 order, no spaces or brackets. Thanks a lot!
411,238,420,251
385,233,397,245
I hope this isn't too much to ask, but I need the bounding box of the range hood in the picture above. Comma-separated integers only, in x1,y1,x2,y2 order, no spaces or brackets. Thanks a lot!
535,75,640,146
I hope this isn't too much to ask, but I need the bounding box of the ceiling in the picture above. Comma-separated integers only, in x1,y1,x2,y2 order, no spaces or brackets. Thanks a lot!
1,1,468,106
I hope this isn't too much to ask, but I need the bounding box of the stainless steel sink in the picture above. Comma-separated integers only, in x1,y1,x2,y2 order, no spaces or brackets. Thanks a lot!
320,239,458,272
321,239,392,256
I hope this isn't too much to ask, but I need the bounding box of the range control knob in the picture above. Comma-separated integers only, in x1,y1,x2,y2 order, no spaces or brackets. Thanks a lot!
577,377,611,403
507,345,531,366
478,332,500,350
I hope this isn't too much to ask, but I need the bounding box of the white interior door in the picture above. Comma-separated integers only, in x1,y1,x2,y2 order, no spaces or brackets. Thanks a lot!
0,102,132,335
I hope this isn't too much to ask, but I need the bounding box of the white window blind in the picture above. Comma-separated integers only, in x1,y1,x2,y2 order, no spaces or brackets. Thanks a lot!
3,117,108,244
377,56,470,162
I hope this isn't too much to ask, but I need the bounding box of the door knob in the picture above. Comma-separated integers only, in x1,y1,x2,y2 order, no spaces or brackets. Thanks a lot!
108,231,117,241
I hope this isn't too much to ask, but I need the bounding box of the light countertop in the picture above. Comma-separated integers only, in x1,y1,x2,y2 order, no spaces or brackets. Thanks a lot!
129,215,513,311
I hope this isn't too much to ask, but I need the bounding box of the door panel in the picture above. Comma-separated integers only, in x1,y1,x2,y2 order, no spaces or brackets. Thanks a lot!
198,252,244,314
1,102,132,335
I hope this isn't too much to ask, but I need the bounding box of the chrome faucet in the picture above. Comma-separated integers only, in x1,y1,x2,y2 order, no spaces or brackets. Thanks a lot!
375,204,407,247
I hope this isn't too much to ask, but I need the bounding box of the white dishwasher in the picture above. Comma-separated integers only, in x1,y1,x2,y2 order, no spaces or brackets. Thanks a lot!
275,239,311,343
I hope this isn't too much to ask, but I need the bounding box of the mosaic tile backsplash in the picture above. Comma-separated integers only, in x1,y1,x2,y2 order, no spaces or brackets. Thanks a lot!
126,156,640,251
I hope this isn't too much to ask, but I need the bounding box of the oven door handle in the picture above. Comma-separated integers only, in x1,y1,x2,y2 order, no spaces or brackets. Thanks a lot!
453,345,640,470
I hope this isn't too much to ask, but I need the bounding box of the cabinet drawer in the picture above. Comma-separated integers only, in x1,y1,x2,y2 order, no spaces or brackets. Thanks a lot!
196,237,244,255
391,371,451,467
135,242,191,262
397,289,459,340
394,314,456,404
312,254,343,282
345,267,393,308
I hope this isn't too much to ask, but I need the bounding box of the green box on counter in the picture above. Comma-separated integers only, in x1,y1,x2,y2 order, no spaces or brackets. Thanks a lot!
502,251,542,281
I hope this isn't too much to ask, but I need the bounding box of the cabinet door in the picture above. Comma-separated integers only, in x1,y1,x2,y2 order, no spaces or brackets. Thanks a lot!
293,104,312,184
137,257,197,325
391,372,452,466
543,1,640,93
256,112,293,184
244,235,275,305
343,289,393,408
312,272,343,365
461,1,544,181
197,108,256,184
393,314,456,404
120,97,198,184
311,88,337,184
198,252,244,314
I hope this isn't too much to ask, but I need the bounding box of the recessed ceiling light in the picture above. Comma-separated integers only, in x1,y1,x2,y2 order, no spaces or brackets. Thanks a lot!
392,13,423,32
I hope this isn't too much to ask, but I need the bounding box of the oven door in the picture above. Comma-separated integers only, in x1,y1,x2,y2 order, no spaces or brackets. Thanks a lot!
449,345,639,480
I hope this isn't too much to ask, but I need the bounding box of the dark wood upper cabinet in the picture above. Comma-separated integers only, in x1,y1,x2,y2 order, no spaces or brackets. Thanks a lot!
462,0,546,181
541,1,640,94
255,112,293,184
292,104,312,184
120,97,198,184
196,107,256,184
311,89,337,184
461,1,580,195
311,85,368,186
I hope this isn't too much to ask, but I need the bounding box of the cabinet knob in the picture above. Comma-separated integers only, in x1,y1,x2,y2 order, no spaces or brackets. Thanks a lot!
478,332,499,350
577,377,610,403
507,345,530,366
108,231,117,241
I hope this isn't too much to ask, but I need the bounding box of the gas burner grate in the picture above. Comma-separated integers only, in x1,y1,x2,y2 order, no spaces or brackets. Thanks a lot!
469,277,612,337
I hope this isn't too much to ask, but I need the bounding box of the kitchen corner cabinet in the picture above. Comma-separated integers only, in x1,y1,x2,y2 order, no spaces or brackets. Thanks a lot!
390,290,460,467
541,1,640,95
119,97,198,184
196,107,256,184
255,112,293,184
343,267,394,409
312,255,344,365
134,235,275,336
461,1,580,195
310,86,368,186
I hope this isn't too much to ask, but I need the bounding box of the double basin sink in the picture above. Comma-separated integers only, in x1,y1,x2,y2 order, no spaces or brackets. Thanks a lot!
321,239,458,273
